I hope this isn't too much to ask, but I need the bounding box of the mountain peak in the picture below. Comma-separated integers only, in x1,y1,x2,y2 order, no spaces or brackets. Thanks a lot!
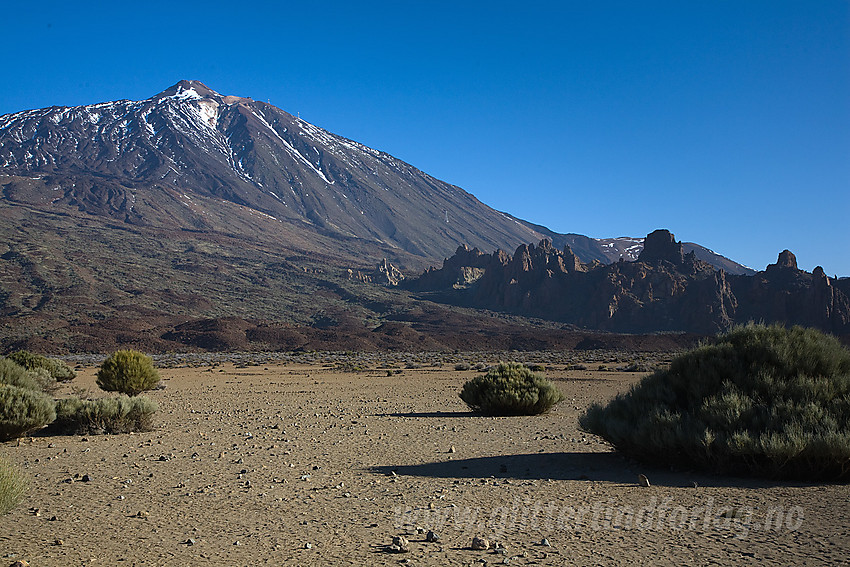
156,80,221,100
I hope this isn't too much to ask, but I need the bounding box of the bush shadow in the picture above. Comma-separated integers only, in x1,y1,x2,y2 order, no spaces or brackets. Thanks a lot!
370,452,636,483
376,411,476,418
368,452,818,489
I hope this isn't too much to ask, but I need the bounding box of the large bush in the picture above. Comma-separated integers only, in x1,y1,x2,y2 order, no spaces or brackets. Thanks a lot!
53,395,158,435
580,324,850,480
0,457,27,515
460,362,564,416
8,350,76,382
96,350,161,396
0,385,56,441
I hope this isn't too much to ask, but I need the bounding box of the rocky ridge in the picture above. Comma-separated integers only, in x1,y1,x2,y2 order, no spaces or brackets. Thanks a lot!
407,229,850,335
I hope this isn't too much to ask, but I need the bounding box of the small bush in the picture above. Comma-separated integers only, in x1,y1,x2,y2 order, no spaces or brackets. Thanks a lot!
580,324,850,480
0,384,56,441
460,362,565,416
53,395,158,435
7,351,76,382
454,362,472,371
0,358,41,392
96,350,161,396
0,457,27,515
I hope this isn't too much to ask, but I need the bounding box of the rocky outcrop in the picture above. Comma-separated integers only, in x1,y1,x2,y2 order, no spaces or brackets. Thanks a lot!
637,229,684,265
347,259,404,286
407,231,850,336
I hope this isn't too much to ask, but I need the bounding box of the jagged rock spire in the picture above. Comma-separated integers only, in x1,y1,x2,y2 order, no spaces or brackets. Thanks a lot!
637,229,684,265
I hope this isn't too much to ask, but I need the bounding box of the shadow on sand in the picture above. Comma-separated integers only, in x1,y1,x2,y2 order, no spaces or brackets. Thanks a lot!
370,452,635,483
368,452,812,489
376,411,477,418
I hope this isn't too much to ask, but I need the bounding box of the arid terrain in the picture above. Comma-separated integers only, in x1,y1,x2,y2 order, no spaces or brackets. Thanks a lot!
2,353,848,566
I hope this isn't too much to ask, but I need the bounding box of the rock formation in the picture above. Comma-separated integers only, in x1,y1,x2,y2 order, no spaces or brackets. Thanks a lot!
406,230,850,336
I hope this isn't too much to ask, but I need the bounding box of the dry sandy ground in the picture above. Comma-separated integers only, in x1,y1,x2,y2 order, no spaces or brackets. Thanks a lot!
2,361,848,566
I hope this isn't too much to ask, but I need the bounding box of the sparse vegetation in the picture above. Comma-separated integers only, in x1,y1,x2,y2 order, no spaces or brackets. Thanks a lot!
96,350,161,396
460,362,564,416
52,395,158,435
0,384,56,441
7,350,76,382
580,323,850,480
0,457,27,515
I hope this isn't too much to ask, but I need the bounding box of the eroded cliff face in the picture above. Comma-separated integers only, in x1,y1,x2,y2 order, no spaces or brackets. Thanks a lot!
407,230,850,335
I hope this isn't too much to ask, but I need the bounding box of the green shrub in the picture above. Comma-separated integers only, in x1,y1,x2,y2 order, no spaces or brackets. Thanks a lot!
7,350,76,382
460,362,565,416
580,323,850,480
27,367,60,394
53,395,158,435
96,350,161,396
0,357,41,392
0,457,27,515
0,384,56,441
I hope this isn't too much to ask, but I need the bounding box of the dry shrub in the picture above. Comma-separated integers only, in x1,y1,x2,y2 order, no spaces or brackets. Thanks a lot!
580,324,850,480
53,395,158,435
0,457,27,515
0,357,41,392
96,350,161,396
7,350,76,382
460,362,564,416
0,385,56,441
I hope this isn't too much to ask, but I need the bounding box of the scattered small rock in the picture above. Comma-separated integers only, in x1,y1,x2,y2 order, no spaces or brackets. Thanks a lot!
388,535,410,553
638,474,651,487
472,536,490,550
540,538,551,547
426,530,440,542
304,543,312,549
9,561,30,567
185,538,196,546
448,445,456,453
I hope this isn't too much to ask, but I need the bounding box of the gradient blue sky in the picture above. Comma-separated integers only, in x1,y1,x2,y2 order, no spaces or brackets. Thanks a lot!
4,1,849,275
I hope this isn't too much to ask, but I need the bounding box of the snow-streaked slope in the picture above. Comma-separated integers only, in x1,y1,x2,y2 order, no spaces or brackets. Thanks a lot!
0,80,545,264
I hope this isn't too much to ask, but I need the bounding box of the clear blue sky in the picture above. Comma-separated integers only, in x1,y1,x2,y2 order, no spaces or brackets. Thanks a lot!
4,1,849,275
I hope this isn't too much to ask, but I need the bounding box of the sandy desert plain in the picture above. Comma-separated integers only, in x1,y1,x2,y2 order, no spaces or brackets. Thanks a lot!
1,351,848,566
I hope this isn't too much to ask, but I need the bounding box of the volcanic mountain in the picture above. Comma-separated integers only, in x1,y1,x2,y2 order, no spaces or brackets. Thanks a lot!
0,80,559,264
0,81,754,352
0,80,752,270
